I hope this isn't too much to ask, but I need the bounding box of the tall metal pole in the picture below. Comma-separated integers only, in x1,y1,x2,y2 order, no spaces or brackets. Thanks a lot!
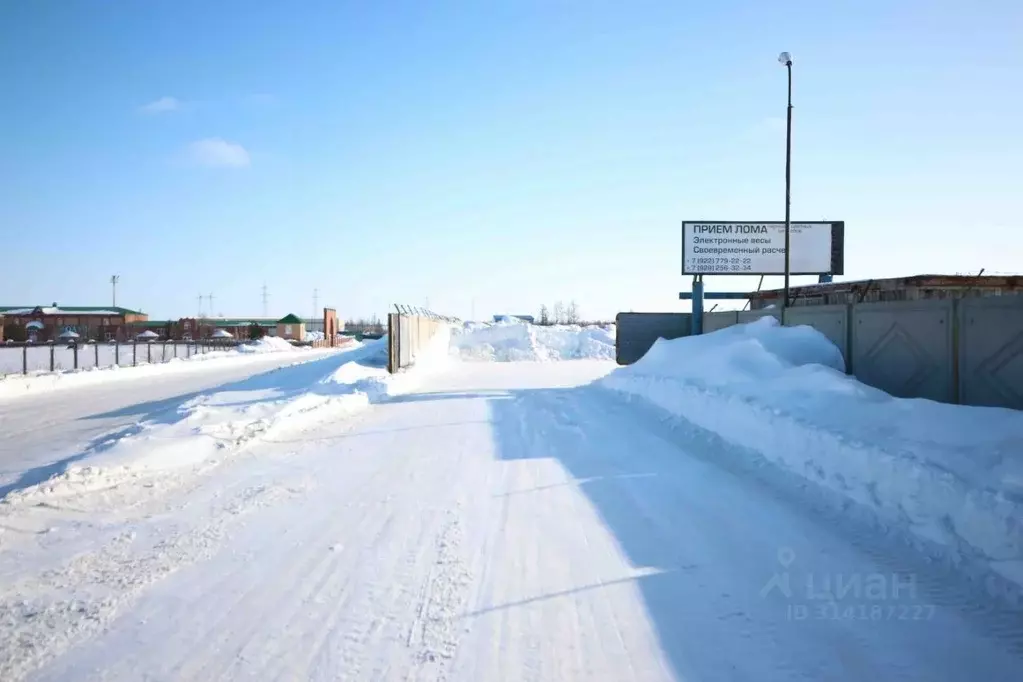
110,275,119,307
783,57,793,307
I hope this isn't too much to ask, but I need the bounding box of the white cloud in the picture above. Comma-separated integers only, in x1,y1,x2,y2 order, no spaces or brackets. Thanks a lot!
140,96,181,114
185,138,251,168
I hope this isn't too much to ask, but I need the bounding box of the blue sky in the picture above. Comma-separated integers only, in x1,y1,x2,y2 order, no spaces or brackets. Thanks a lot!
2,0,1020,321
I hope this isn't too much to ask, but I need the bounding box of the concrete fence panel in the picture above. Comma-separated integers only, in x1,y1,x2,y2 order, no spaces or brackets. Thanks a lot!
387,312,452,373
737,308,782,324
614,313,691,365
783,304,851,369
851,299,955,403
703,311,740,333
957,296,1023,409
398,316,412,368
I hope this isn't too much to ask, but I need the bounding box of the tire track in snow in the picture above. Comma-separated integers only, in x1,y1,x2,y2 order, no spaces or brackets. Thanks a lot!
0,480,310,681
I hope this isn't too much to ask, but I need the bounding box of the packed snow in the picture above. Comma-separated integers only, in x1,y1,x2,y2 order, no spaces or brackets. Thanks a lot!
449,320,616,361
604,316,1023,597
0,336,333,400
2,317,1022,680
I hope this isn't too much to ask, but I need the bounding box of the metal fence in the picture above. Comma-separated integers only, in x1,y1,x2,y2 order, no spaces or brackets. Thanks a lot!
0,341,242,378
615,294,1023,410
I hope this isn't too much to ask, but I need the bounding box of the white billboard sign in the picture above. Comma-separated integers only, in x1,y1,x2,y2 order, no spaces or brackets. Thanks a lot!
681,221,842,275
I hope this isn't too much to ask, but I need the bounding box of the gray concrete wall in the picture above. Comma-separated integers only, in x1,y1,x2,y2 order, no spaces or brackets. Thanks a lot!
782,304,850,369
387,313,450,373
703,311,739,333
849,299,955,403
957,296,1023,409
737,308,781,324
614,313,691,365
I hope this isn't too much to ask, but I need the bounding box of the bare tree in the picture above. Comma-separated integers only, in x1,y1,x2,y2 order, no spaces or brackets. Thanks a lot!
566,300,580,325
539,304,550,326
552,301,565,325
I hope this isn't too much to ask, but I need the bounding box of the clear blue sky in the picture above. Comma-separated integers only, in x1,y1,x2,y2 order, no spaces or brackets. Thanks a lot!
2,0,1020,321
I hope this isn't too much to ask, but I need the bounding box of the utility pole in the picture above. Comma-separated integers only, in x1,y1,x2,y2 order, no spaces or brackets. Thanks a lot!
110,275,119,307
208,293,215,319
262,283,269,318
197,294,203,318
312,288,319,319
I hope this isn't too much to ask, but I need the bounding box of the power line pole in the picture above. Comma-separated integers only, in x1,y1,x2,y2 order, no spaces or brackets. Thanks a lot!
208,293,215,318
110,275,119,307
313,288,319,318
262,283,269,318
197,294,203,318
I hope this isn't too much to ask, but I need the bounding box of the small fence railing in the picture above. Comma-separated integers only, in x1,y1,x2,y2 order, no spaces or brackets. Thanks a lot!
0,340,245,377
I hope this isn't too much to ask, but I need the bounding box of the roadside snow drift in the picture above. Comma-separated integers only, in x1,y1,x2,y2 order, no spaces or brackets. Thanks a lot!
603,317,1023,596
450,320,615,361
1,334,449,509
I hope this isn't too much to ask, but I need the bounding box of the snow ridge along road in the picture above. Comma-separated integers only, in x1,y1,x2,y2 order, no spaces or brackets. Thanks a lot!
2,357,1022,681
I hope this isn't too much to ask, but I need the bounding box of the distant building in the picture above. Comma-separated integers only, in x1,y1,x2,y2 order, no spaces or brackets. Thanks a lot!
276,314,305,340
748,274,1023,310
0,304,148,342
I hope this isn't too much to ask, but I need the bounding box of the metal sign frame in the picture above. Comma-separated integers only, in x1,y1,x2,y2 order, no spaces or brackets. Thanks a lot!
681,220,844,276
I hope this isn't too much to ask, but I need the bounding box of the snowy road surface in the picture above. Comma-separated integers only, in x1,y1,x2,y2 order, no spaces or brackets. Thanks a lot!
0,350,339,498
3,361,1022,681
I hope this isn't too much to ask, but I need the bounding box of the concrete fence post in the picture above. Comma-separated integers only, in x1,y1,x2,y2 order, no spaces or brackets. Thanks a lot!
50,345,55,372
73,344,78,370
95,343,99,368
844,303,854,375
147,343,152,364
115,342,120,366
951,298,961,404
133,342,137,367
22,345,27,375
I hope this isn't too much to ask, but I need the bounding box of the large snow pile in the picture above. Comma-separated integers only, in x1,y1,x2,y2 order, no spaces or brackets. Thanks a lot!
603,317,1023,596
450,320,615,361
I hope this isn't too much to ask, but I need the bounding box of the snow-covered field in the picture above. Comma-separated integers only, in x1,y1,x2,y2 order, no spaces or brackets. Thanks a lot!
1,318,1021,681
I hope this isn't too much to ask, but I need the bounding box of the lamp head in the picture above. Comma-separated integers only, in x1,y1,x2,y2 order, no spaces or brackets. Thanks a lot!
778,52,792,65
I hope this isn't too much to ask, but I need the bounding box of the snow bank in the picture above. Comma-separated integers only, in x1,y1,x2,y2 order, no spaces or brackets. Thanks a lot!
0,338,323,401
1,335,450,509
603,317,1023,596
450,320,615,361
236,336,298,353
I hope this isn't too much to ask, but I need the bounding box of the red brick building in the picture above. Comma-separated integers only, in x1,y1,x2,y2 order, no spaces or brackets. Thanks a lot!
0,304,148,342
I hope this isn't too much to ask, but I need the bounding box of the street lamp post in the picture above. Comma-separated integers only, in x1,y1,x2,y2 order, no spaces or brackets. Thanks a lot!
779,51,793,307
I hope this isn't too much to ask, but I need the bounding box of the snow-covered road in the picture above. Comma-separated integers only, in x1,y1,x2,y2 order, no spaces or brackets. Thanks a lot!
0,350,340,497
3,360,1021,681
